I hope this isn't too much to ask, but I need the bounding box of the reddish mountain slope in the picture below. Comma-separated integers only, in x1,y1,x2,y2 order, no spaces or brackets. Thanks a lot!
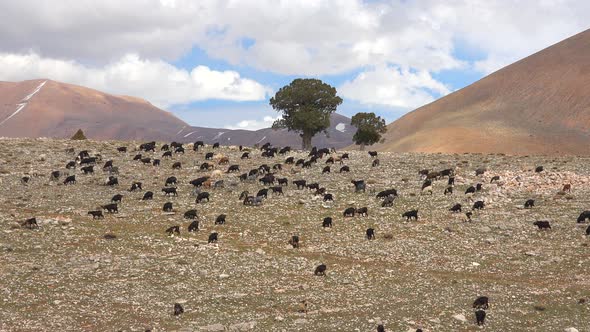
0,79,187,140
374,29,590,155
0,79,356,148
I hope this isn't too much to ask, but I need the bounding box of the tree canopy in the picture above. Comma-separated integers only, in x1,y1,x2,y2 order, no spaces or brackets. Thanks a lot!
350,112,387,149
270,78,342,150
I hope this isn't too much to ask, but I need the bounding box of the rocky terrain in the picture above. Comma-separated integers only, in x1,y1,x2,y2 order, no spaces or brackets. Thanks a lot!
0,138,589,331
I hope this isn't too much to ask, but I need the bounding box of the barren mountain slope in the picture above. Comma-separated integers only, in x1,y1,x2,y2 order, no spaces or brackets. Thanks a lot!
0,79,188,140
373,29,590,155
0,80,355,148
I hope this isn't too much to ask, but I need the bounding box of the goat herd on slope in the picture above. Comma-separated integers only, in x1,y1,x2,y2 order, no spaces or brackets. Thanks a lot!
16,140,590,330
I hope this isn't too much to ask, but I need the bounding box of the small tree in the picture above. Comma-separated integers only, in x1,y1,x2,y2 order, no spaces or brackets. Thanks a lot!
270,78,343,150
351,112,387,150
71,129,87,140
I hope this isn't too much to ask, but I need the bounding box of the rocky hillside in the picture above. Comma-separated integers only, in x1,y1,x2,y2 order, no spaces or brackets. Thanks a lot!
373,29,590,155
0,138,588,330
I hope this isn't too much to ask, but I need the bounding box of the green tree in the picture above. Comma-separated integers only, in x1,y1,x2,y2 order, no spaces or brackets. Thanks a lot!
351,112,387,150
70,129,87,140
270,78,343,150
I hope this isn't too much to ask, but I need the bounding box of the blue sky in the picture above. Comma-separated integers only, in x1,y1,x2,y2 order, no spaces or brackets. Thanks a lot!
168,40,485,128
0,1,588,130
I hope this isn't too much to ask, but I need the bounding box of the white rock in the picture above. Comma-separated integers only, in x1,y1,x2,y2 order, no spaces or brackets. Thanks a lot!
228,321,256,331
564,328,579,332
453,314,467,322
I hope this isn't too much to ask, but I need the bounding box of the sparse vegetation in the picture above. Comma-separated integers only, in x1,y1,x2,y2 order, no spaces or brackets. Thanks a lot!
0,138,588,331
70,129,87,140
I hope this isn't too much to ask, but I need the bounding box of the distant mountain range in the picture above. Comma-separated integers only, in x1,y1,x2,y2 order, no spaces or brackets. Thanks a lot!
371,29,590,155
0,79,356,148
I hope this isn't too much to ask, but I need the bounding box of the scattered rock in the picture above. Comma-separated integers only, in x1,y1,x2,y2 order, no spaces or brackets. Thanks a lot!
452,314,467,322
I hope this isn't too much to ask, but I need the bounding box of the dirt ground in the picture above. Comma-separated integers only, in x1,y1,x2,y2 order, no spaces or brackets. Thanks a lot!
0,138,588,332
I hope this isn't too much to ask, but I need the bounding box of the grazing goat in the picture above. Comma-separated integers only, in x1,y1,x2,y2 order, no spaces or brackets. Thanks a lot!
166,226,180,236
188,220,199,232
376,189,397,199
162,187,178,196
289,235,300,248
472,201,485,210
576,211,590,223
196,192,210,203
444,186,453,195
184,210,198,220
88,210,104,219
111,194,123,203
101,204,118,213
343,207,356,217
314,264,327,276
366,228,375,240
208,232,218,243
130,182,142,191
174,303,184,316
475,310,486,326
356,207,368,217
352,180,366,192
402,210,418,221
450,204,462,213
473,296,489,309
165,176,177,186
381,195,395,207
465,186,476,194
533,220,551,230
63,175,76,185
215,214,226,225
162,202,173,212
22,218,39,229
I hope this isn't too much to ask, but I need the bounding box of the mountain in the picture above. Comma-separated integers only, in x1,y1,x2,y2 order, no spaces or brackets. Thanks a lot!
0,79,355,148
0,79,187,141
174,113,355,148
372,29,590,155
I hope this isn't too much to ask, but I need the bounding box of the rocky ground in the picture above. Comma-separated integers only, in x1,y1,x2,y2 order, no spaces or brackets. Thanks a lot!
0,138,588,332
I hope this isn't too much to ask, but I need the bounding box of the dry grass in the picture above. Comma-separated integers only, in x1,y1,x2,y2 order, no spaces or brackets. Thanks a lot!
0,138,589,331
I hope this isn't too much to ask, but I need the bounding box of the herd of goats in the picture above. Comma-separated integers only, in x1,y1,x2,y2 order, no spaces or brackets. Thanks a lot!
14,139,590,330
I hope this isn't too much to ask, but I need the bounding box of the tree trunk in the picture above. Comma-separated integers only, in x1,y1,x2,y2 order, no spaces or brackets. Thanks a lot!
301,131,313,151
359,143,366,151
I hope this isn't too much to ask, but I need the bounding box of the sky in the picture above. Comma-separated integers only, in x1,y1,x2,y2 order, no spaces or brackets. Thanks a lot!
0,0,588,130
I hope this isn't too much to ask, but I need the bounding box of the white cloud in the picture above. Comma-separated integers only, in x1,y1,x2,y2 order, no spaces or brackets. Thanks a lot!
225,115,280,131
1,0,589,111
339,66,451,109
0,52,268,107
